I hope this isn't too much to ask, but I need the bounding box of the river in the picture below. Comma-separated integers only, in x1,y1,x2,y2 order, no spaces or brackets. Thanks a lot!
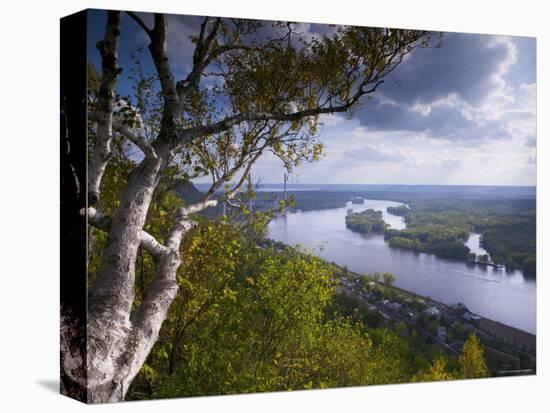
267,198,536,334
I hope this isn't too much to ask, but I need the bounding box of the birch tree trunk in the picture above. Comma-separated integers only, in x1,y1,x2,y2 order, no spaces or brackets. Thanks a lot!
86,156,163,402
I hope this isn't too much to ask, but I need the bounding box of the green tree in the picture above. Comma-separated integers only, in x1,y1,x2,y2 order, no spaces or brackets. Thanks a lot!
128,221,376,398
458,334,489,379
478,254,489,263
382,272,396,298
342,265,349,278
413,357,455,382
382,272,396,287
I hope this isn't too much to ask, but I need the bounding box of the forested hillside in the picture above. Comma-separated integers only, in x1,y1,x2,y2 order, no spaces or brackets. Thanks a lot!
87,162,489,399
125,220,487,399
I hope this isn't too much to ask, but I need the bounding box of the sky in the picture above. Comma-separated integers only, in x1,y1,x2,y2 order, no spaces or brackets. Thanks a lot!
88,10,537,187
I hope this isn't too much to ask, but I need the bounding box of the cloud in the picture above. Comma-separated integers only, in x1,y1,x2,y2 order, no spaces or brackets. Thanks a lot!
319,114,345,127
163,22,536,186
525,136,536,147
376,33,515,106
107,11,536,186
341,145,404,163
354,34,535,148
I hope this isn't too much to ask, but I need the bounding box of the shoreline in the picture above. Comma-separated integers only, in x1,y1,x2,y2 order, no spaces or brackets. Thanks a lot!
265,235,535,339
343,264,535,338
339,265,536,355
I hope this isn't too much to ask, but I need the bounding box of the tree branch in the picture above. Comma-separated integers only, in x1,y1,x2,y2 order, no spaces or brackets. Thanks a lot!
178,80,384,143
164,147,262,250
164,201,216,251
126,11,152,35
89,111,157,159
85,207,169,258
148,14,181,127
176,18,223,99
88,11,122,205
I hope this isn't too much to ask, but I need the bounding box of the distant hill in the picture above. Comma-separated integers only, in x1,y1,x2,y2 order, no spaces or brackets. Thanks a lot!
191,183,536,214
175,181,222,217
245,184,536,200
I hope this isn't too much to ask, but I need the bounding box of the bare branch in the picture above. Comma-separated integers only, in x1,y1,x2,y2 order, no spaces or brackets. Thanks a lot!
147,14,181,126
176,18,223,99
89,111,157,159
126,11,152,35
223,151,262,200
113,122,157,159
164,200,217,250
130,253,179,368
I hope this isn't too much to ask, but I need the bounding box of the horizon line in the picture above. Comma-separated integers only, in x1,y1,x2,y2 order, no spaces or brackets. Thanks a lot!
194,182,536,188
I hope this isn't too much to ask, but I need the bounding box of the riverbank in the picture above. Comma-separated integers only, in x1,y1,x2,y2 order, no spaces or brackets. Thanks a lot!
346,266,534,345
267,198,536,334
260,235,536,373
336,266,535,373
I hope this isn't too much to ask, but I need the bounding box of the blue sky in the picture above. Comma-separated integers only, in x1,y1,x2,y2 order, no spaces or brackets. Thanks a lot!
88,10,536,186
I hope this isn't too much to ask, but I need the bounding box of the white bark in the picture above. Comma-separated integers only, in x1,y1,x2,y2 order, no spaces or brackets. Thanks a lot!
87,11,121,205
89,112,157,159
60,307,87,400
86,151,168,402
86,207,168,258
165,199,217,249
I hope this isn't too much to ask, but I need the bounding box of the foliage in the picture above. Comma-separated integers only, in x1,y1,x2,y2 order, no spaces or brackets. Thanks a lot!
384,198,536,275
128,221,376,398
386,205,409,216
480,219,536,277
126,219,468,400
412,334,489,382
346,209,389,233
458,334,489,379
413,357,455,382
88,165,521,397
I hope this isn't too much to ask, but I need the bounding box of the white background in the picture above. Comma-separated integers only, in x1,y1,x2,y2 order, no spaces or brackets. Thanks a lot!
0,0,547,411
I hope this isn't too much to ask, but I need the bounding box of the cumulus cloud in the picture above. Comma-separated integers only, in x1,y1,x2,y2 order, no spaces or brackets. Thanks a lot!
352,33,535,157
156,17,536,185
100,10,536,186
376,33,515,106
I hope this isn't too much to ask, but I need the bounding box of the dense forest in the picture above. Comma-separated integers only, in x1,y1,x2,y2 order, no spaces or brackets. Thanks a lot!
257,190,535,275
250,185,535,213
126,220,487,399
384,199,536,277
475,214,536,277
385,224,470,260
346,209,390,234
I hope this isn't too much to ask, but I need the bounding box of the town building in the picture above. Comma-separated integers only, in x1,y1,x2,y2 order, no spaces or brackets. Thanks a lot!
424,306,441,319
437,326,447,342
